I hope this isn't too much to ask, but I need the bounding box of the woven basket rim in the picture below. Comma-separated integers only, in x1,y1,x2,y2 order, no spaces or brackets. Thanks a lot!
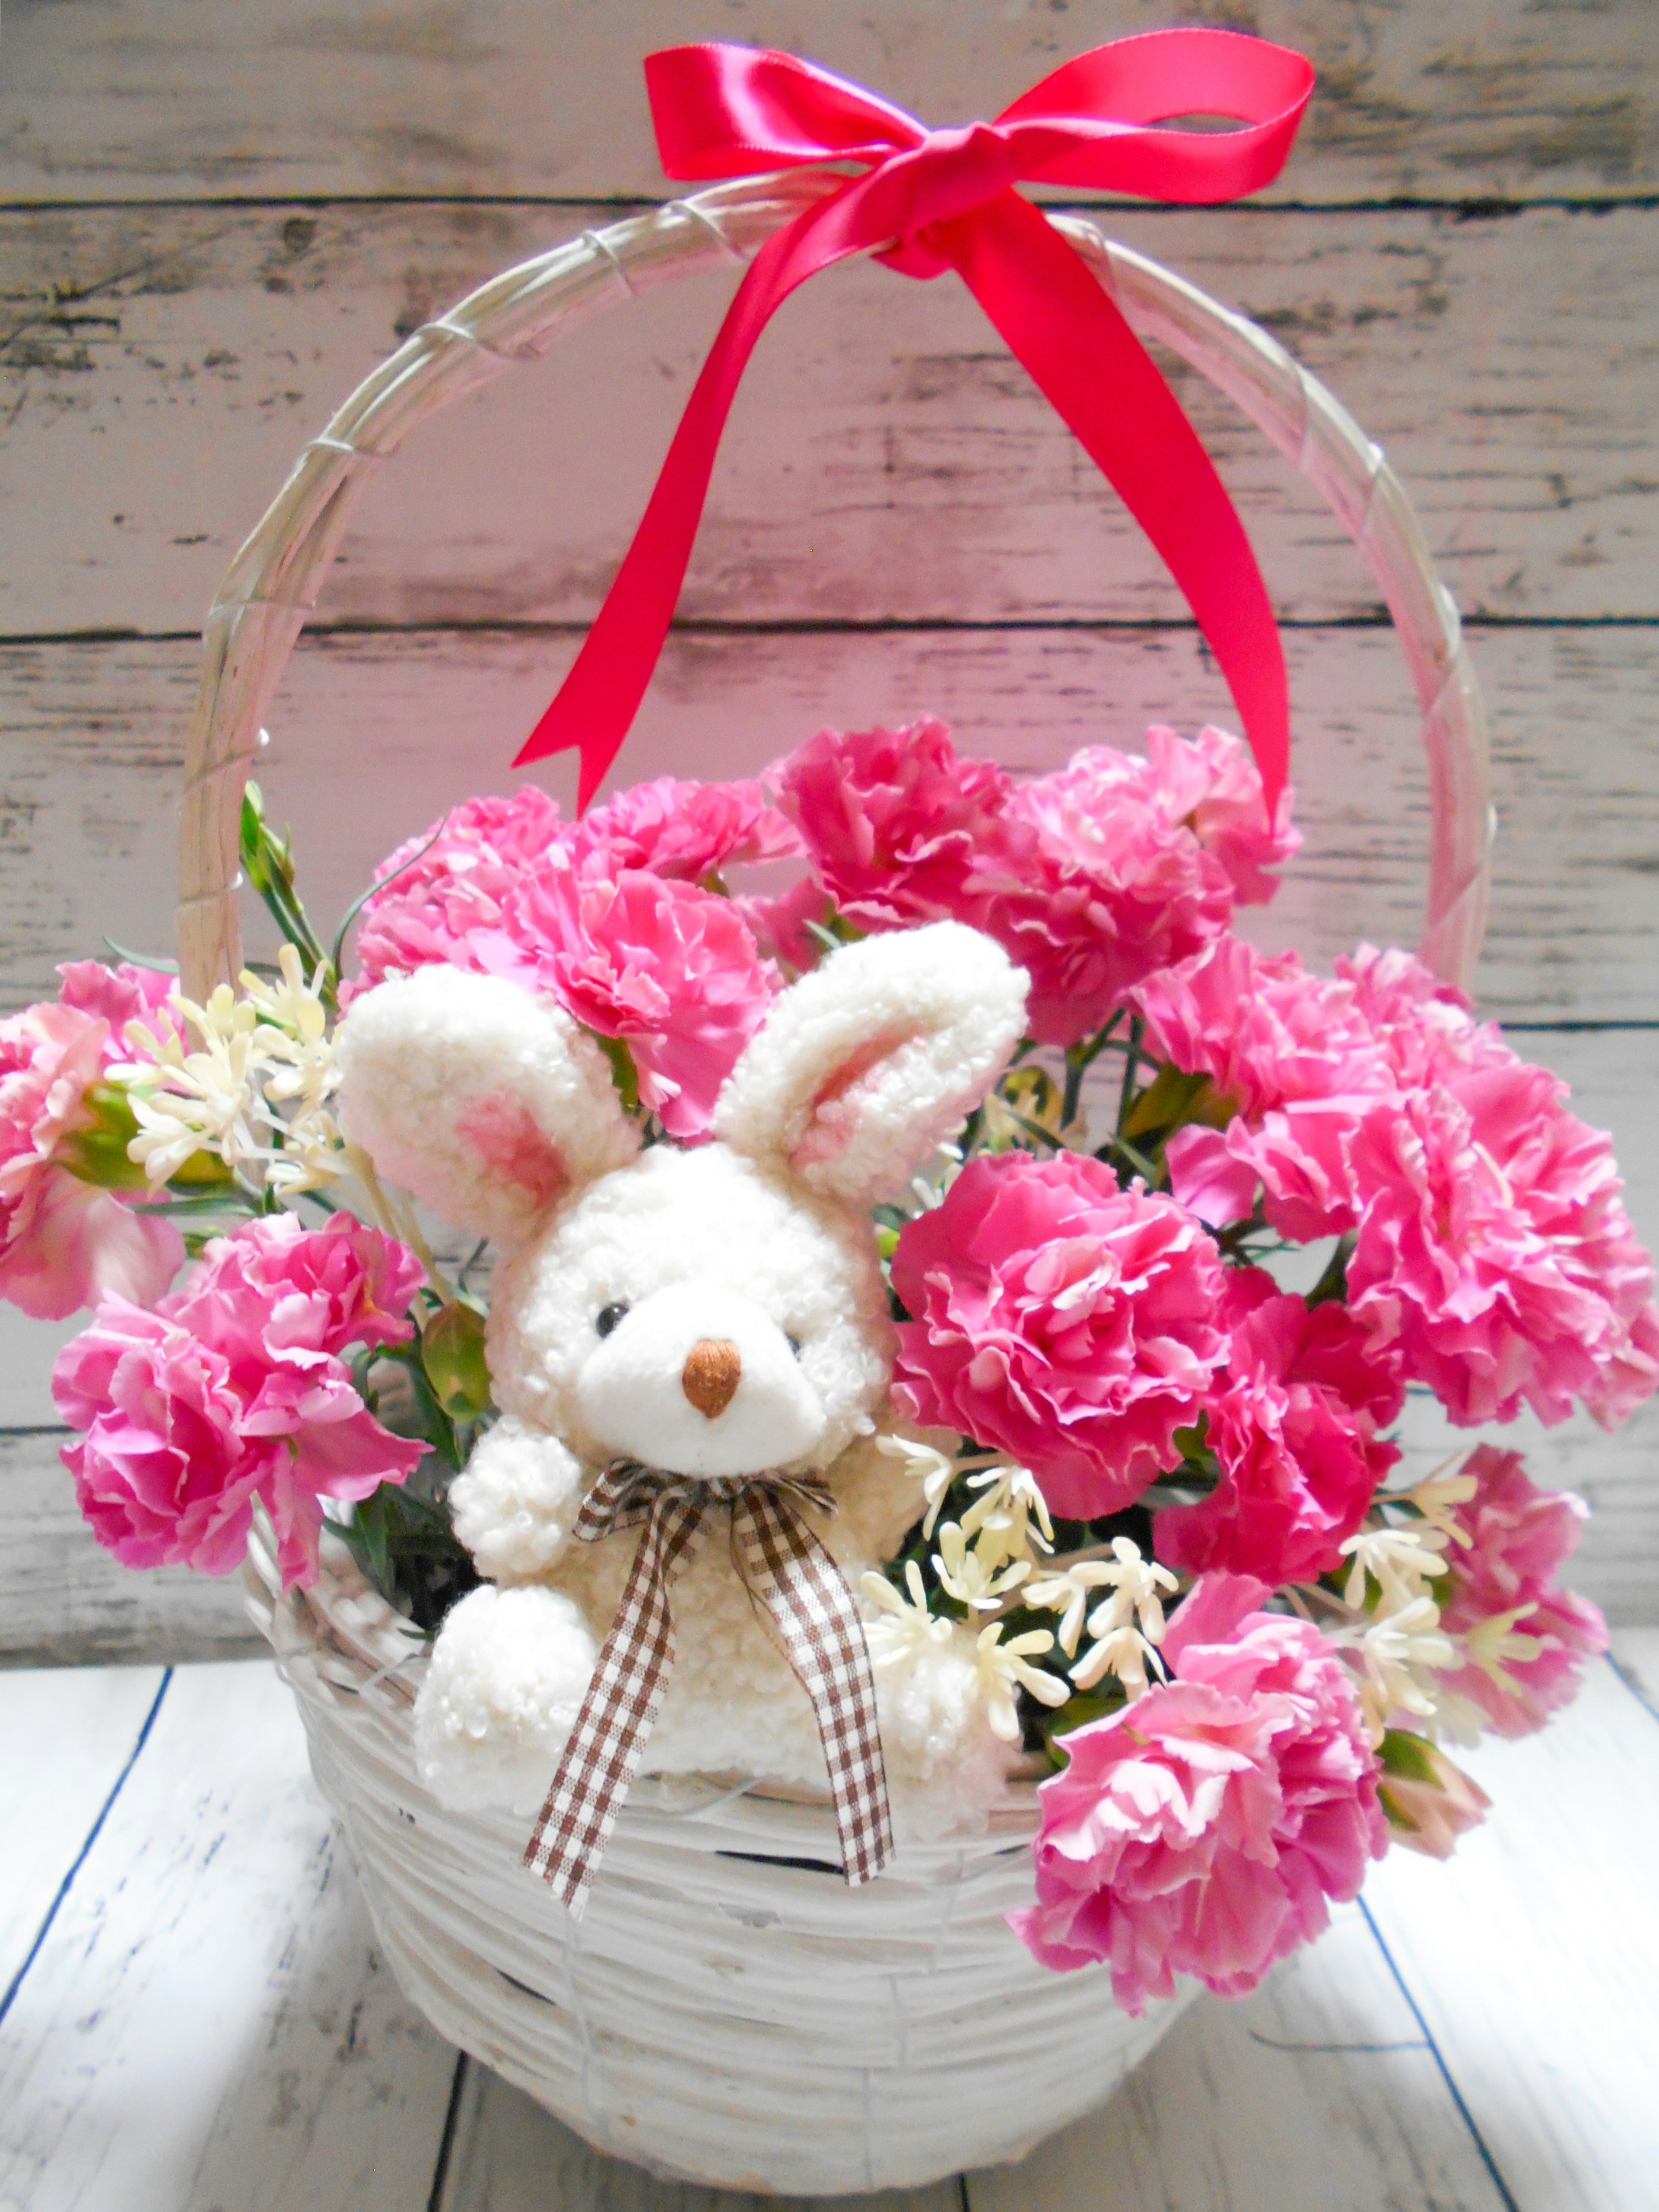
245,1514,1047,1853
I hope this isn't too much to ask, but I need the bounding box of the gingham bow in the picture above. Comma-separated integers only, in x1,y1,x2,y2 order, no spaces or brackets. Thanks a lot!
523,1459,894,1915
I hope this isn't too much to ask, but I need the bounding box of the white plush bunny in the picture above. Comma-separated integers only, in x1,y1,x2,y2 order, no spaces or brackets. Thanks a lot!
337,921,1030,1839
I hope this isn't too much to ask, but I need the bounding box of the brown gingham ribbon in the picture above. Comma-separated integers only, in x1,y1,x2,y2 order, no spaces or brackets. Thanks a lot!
523,1459,894,1916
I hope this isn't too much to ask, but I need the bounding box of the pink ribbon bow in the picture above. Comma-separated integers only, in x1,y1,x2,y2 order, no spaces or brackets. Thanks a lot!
516,31,1316,810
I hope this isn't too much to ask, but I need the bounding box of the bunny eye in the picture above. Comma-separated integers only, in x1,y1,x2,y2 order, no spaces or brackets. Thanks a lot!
785,1333,804,1358
595,1302,629,1339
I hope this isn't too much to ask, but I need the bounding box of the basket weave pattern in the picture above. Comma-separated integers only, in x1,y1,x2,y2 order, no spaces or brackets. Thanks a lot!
246,1530,1192,2193
199,185,1494,2192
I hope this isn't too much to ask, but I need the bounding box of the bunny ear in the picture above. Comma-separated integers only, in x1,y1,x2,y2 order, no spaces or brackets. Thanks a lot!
713,922,1028,1208
336,966,639,1247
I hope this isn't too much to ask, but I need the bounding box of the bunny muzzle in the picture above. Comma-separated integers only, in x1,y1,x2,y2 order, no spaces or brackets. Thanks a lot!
575,1281,826,1478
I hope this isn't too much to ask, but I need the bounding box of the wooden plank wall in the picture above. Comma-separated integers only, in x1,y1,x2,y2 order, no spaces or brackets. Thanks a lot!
3,0,1656,1656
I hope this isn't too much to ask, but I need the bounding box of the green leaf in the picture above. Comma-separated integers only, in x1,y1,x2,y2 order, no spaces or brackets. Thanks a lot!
1039,1691,1123,1768
239,779,329,978
803,911,863,957
596,1033,642,1116
356,1490,391,1587
102,939,179,974
420,1302,494,1421
329,821,444,982
1307,1232,1356,1308
1122,1062,1238,1142
129,1189,257,1220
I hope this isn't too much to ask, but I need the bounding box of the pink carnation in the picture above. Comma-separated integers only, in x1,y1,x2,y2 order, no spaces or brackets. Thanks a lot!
1135,936,1385,1125
1435,1445,1609,1736
1,966,185,1320
482,866,779,1139
1334,944,1516,1090
1144,724,1300,905
1136,938,1513,1239
1155,1268,1402,1585
167,1210,426,1378
351,786,566,992
55,959,179,1031
566,775,800,882
1010,1575,1385,2009
1134,938,1380,1232
1142,940,1659,1431
770,721,1294,1048
984,747,1236,1046
1344,1065,1659,1427
53,1214,425,1588
768,718,1011,931
890,1153,1228,1519
732,874,833,974
55,1303,267,1576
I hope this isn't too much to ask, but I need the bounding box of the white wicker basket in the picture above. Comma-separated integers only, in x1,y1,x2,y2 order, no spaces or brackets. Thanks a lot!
186,178,1496,2195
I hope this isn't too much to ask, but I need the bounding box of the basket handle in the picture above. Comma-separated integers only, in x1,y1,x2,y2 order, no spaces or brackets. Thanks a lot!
175,174,1493,1001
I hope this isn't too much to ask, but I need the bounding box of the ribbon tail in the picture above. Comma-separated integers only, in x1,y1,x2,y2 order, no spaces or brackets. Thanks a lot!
524,1491,705,1915
514,188,874,808
732,1489,894,1887
941,192,1290,813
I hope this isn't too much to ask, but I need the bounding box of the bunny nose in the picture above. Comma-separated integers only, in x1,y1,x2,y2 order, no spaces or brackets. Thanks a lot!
681,1338,741,1419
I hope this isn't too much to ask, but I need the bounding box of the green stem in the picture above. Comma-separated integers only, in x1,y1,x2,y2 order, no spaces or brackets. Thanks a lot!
1114,1015,1146,1144
1062,1013,1126,1127
328,823,444,990
1001,1107,1065,1153
1099,1133,1163,1186
1062,1047,1086,1130
1307,1231,1357,1308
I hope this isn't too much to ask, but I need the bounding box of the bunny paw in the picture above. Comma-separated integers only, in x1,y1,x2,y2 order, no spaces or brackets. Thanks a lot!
413,1583,598,1816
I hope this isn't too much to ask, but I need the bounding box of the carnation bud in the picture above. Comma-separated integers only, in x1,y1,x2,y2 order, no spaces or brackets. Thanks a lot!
57,1082,149,1190
421,1300,493,1420
1378,1730,1490,1859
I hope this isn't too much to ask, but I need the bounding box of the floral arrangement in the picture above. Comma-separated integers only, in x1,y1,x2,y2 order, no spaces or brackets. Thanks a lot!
9,715,1653,2018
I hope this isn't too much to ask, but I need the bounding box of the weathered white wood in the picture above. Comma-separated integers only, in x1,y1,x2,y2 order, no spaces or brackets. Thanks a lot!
968,1900,1508,2212
0,1663,166,1997
3,200,1656,633
1,1646,1653,2209
2,0,1653,206
435,2059,961,2212
0,1658,458,2212
1361,1654,1659,2212
0,1430,265,1666
0,1312,81,1427
3,623,1657,1021
1608,1624,1659,1716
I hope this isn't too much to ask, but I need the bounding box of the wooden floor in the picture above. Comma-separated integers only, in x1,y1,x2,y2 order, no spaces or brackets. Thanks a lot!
0,1640,1654,2212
